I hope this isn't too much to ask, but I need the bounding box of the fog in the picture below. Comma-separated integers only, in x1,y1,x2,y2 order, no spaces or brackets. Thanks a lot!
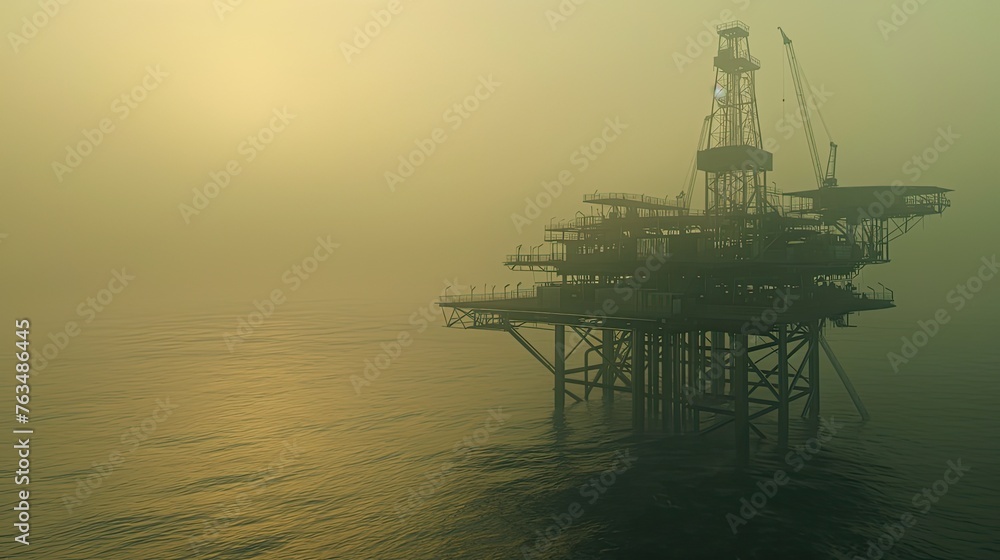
2,0,996,316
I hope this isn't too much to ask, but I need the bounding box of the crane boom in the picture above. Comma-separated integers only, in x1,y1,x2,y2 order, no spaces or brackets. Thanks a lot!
825,142,838,187
779,27,837,189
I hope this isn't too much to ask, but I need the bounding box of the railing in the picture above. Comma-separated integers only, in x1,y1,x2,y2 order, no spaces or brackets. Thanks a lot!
810,284,893,303
504,253,565,264
535,280,593,287
903,192,952,214
439,284,894,307
717,20,749,33
545,214,604,231
584,192,676,208
860,284,894,302
439,289,536,304
544,230,582,242
783,194,816,213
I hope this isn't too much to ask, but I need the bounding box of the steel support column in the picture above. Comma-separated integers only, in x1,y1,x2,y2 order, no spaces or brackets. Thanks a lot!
602,329,615,402
689,331,700,432
821,334,870,421
778,323,789,448
632,328,645,432
808,320,820,426
650,333,659,417
555,324,566,413
662,332,672,430
672,333,682,433
710,330,726,395
734,332,750,465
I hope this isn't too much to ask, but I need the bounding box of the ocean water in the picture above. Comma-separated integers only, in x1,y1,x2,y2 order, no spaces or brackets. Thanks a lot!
10,298,999,559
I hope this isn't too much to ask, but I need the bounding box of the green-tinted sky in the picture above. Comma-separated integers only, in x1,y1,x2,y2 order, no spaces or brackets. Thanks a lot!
2,0,997,316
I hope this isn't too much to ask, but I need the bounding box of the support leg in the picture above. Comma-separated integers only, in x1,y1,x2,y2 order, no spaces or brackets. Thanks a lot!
632,329,645,432
778,324,789,449
808,320,820,426
555,324,566,413
690,331,700,433
734,332,750,465
711,331,725,395
821,334,870,421
662,333,672,430
672,333,682,434
602,329,615,402
650,333,659,418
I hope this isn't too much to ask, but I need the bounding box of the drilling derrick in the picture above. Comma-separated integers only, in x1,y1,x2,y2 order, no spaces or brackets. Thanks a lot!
699,21,774,247
437,22,951,465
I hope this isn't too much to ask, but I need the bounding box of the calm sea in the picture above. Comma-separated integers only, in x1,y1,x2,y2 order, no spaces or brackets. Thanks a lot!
8,297,999,559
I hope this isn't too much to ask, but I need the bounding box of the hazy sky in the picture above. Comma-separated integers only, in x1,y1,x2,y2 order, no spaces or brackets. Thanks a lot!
2,0,997,318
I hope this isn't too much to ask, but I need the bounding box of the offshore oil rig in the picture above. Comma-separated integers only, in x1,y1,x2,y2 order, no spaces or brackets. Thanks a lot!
439,22,950,463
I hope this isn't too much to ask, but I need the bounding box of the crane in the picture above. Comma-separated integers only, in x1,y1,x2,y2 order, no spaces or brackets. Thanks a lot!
779,27,838,189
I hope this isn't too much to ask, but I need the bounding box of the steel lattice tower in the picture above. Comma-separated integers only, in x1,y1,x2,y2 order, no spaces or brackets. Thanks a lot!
699,22,775,254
